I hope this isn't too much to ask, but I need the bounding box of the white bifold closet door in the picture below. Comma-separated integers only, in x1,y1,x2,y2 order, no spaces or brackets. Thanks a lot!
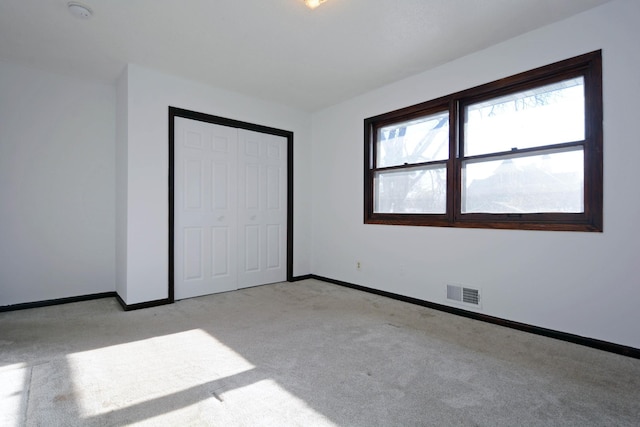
174,117,287,300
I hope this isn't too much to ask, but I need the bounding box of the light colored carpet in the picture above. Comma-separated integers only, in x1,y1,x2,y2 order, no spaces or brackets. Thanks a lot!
1,279,639,426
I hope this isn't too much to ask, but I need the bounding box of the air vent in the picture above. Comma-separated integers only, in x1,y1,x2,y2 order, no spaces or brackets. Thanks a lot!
447,284,481,307
447,284,462,301
462,287,479,305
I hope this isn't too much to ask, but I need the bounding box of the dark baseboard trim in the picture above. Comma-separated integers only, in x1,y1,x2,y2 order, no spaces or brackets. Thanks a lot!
115,294,172,312
309,275,640,360
1,291,181,313
0,292,117,313
290,274,313,282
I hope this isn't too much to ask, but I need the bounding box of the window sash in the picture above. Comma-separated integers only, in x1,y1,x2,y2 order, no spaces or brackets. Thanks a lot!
462,76,586,157
460,147,585,214
375,110,449,168
373,164,447,214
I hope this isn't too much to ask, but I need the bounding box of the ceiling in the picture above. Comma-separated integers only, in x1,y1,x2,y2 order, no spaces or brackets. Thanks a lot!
0,0,612,112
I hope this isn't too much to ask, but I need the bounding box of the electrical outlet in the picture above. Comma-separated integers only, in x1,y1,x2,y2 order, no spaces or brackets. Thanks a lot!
356,261,361,271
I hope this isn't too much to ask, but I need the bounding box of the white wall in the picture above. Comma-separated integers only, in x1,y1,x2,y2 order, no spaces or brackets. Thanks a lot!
0,61,115,306
115,68,128,302
310,0,640,348
117,64,312,305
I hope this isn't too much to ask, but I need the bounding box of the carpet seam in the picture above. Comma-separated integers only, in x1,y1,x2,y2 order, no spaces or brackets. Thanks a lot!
22,365,33,426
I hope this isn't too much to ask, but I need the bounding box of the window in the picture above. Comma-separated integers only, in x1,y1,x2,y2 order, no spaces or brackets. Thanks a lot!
364,50,602,231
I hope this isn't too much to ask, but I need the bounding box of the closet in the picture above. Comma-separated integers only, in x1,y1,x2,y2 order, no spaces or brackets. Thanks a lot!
174,117,287,299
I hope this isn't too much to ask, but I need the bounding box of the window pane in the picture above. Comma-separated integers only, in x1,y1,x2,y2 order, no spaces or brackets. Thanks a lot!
377,111,449,168
462,149,584,213
374,166,446,213
465,77,584,157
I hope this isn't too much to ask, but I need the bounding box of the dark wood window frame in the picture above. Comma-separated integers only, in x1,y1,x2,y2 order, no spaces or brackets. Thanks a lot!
364,50,603,232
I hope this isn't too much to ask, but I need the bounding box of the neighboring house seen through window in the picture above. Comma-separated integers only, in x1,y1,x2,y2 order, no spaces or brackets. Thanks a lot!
364,50,603,231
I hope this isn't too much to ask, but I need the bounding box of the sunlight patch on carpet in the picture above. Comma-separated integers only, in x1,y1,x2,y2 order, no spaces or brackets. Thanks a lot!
224,379,338,426
65,329,254,419
0,363,28,427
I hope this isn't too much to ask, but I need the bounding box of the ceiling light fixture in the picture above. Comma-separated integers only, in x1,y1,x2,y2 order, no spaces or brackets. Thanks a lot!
304,0,327,10
67,2,93,19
